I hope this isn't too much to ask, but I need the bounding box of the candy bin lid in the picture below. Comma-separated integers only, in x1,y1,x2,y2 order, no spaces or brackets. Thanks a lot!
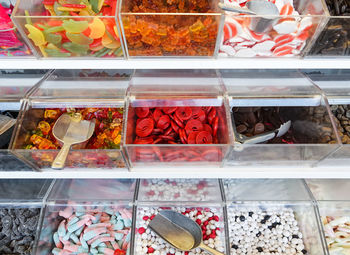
306,179,350,201
221,69,322,106
28,69,132,107
129,70,224,98
137,179,222,203
0,179,52,205
223,179,312,202
0,69,48,109
306,70,350,104
46,179,136,204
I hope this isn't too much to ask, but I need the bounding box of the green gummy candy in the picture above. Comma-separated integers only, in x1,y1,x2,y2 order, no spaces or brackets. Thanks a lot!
90,0,99,14
66,32,93,45
45,33,62,45
63,19,89,34
62,42,89,55
45,48,71,57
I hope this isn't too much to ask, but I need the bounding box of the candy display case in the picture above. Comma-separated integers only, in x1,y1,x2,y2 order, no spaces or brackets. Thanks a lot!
307,70,350,166
308,0,350,56
35,179,135,255
223,179,326,255
10,69,131,171
0,1,32,57
222,69,341,167
119,0,222,58
0,179,52,255
306,179,350,255
0,69,47,171
12,0,125,59
134,178,227,255
218,0,327,58
123,70,233,168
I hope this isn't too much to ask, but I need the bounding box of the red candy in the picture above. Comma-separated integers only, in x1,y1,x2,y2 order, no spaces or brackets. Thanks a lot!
138,227,146,234
132,106,224,162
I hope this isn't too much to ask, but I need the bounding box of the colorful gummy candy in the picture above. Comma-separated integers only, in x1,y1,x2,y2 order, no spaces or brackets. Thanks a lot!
24,107,124,150
122,0,219,56
23,0,123,57
131,106,224,162
52,204,132,255
0,3,31,57
219,0,315,57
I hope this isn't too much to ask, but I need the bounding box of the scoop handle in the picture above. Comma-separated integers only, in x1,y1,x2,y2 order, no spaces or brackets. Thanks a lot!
218,2,256,15
52,143,71,170
199,242,225,255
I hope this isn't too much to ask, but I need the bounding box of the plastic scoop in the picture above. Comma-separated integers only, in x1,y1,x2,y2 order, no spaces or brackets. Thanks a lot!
149,210,225,255
0,114,16,148
219,0,280,33
52,113,95,170
234,120,291,144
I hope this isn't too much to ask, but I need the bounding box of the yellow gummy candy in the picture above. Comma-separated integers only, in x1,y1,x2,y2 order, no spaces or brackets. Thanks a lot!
88,17,105,39
66,32,93,45
102,32,112,46
113,25,120,39
25,24,47,46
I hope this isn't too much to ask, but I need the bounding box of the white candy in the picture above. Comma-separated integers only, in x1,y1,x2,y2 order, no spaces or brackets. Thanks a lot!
273,21,297,34
252,40,275,52
235,48,256,57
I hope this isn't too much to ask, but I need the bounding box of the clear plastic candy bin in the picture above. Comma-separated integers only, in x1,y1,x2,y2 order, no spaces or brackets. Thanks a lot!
221,69,341,167
307,70,350,166
123,70,233,168
134,178,226,255
12,0,125,58
218,0,327,58
223,179,327,255
35,179,136,255
0,179,52,255
119,0,222,57
0,70,47,171
307,179,350,255
0,1,32,57
11,69,131,170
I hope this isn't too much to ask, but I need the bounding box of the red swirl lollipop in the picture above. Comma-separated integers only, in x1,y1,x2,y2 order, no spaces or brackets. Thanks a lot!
157,115,170,130
136,107,150,118
136,118,154,137
185,119,204,136
196,131,213,144
176,107,192,121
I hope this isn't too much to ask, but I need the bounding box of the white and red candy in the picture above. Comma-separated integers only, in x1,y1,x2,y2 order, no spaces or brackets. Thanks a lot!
140,179,216,202
51,204,132,255
135,207,225,254
219,0,313,57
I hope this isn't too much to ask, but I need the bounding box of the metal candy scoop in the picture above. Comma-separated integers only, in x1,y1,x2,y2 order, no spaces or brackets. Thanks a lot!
52,113,95,170
219,0,280,33
234,120,291,144
149,210,225,255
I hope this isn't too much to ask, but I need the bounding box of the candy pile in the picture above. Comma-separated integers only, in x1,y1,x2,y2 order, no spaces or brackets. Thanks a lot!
131,106,224,162
0,208,40,254
122,0,218,56
219,0,313,57
330,105,350,144
24,107,123,150
322,215,350,255
135,207,225,254
227,207,307,255
139,179,216,201
51,205,132,255
309,0,350,56
24,0,123,58
232,106,337,144
0,2,31,57
232,107,295,144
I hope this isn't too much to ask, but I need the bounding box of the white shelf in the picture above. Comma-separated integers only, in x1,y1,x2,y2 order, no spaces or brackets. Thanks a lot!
1,58,350,69
0,166,348,179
